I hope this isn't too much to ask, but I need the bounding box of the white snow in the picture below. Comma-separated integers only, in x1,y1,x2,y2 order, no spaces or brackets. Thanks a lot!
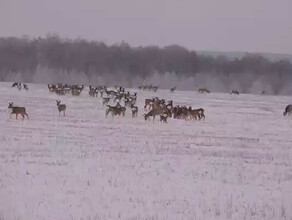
0,82,291,220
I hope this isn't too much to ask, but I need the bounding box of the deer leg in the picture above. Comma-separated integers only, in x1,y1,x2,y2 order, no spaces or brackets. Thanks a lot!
64,111,65,116
25,113,29,119
59,111,60,117
16,113,18,120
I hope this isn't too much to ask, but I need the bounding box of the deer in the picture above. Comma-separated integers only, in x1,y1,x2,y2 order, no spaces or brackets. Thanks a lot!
131,105,138,118
160,114,168,123
106,105,126,117
144,109,166,122
104,88,117,97
144,98,154,110
170,86,176,93
55,88,65,96
230,90,239,95
172,105,189,119
188,108,205,120
23,84,29,91
12,82,18,87
56,100,66,116
106,105,118,117
283,104,292,116
89,86,98,97
48,84,56,93
124,98,135,108
102,97,110,105
197,88,210,94
8,102,29,120
17,83,22,91
117,106,126,116
166,100,173,110
152,86,159,92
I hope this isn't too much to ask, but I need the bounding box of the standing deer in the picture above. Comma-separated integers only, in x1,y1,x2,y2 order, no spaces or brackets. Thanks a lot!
12,82,19,87
188,108,205,120
102,97,110,105
56,100,66,116
131,105,138,118
230,90,239,95
197,88,210,94
8,102,29,120
144,109,166,122
106,105,126,117
160,114,168,123
283,104,292,116
17,83,22,91
23,84,29,91
170,86,176,93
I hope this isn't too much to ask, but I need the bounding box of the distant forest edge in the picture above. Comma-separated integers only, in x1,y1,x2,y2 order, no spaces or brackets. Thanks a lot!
0,35,292,95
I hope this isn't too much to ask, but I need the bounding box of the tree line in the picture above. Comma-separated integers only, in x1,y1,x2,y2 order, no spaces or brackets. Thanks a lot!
0,35,291,94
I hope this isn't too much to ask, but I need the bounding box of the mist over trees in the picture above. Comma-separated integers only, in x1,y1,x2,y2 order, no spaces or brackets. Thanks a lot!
0,35,292,94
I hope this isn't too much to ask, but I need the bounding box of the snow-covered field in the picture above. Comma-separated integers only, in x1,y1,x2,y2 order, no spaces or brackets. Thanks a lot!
0,82,291,220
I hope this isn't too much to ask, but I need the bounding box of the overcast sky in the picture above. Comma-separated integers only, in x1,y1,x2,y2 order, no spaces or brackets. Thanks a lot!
1,0,292,54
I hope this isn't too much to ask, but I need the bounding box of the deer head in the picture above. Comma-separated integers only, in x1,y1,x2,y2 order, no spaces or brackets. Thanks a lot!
8,102,13,109
56,100,61,106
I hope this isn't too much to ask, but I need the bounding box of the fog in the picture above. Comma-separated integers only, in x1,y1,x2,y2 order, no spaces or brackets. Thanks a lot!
3,67,292,96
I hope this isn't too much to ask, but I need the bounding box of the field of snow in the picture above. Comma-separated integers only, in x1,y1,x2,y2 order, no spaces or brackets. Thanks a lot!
0,82,292,220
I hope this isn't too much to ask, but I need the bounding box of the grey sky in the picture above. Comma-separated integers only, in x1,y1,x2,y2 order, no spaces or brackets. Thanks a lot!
1,0,292,54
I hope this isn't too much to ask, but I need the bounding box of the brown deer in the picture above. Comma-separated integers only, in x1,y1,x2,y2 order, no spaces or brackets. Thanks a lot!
144,98,154,110
131,105,138,118
106,105,126,117
198,88,210,94
170,86,176,93
56,100,66,116
144,109,166,122
117,106,126,116
160,114,168,123
12,82,19,87
152,86,159,92
102,97,110,105
230,90,239,95
284,104,292,116
55,88,65,96
188,108,205,120
8,102,29,119
23,84,29,91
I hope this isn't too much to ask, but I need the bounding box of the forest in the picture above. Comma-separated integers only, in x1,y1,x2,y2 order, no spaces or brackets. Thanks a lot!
0,35,291,94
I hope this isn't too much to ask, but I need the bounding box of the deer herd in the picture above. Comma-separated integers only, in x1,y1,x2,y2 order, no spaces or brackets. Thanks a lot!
6,82,292,121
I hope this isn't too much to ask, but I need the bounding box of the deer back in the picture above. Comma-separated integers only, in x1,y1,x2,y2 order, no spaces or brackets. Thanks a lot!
58,104,66,111
12,106,26,114
285,105,292,114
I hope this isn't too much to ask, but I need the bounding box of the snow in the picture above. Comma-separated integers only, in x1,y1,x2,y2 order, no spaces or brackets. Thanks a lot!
0,82,291,220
